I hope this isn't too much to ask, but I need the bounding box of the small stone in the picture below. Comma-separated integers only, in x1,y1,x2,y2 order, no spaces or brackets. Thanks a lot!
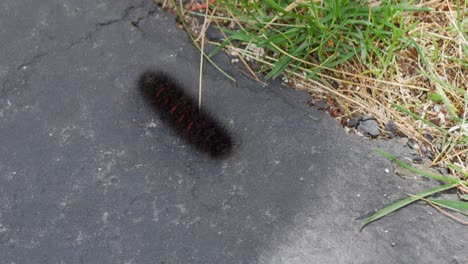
439,167,449,175
420,146,427,153
437,112,446,125
346,115,363,128
205,26,224,42
357,116,380,137
425,152,434,160
424,133,433,142
407,139,420,150
245,43,265,58
311,100,329,110
412,157,423,164
326,78,339,89
436,142,443,152
398,137,409,144
385,120,397,134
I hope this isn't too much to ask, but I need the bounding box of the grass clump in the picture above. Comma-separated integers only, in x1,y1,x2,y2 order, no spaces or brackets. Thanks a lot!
160,0,467,225
220,0,429,81
203,0,466,169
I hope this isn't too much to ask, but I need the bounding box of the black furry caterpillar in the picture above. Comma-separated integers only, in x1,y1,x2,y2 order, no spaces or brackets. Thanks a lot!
138,70,233,158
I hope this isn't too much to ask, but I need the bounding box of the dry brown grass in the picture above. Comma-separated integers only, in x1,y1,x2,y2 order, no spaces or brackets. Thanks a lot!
157,0,467,180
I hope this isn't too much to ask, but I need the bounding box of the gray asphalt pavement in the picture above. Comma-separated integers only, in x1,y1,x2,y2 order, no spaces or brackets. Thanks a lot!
0,1,466,263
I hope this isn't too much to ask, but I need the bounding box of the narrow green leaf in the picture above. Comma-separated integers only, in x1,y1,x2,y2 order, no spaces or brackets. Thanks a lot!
363,183,459,225
391,103,445,131
435,85,459,117
263,0,287,13
208,37,231,58
428,199,468,213
446,163,468,178
169,0,236,82
392,5,432,12
221,28,254,42
375,149,461,184
266,55,292,79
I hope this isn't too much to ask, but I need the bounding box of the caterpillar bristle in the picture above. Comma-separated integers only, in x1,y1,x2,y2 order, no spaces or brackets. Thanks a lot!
138,70,233,158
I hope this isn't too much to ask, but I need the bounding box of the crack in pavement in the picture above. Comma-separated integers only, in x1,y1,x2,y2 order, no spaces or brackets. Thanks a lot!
13,3,156,74
1,3,159,98
130,7,157,29
16,52,49,71
96,5,136,27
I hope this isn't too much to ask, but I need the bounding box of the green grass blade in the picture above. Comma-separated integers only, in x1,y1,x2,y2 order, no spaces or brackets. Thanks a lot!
266,55,292,79
363,183,459,225
446,163,468,178
169,0,236,83
391,103,445,132
222,28,255,42
423,73,460,118
208,36,231,58
428,199,468,215
262,0,287,13
375,149,462,184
